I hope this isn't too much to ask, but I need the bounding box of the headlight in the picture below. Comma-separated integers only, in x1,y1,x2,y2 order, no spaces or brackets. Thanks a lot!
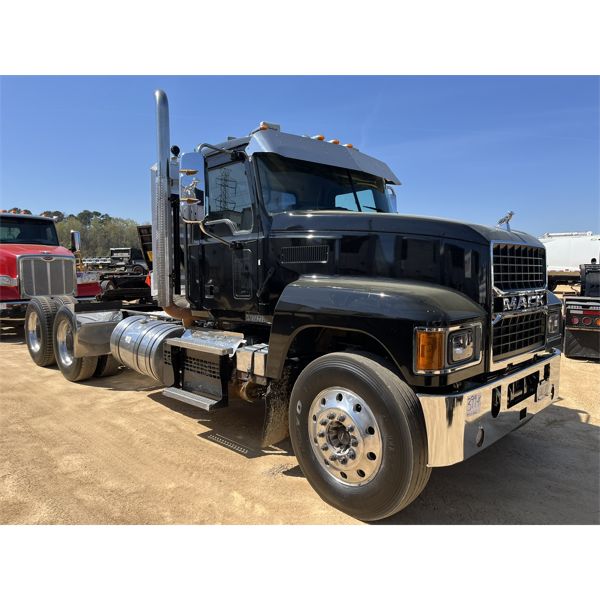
448,328,475,364
0,275,17,286
547,310,561,336
414,322,482,374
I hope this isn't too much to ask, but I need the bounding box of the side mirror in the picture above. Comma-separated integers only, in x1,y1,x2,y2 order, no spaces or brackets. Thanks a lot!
179,151,206,221
70,230,81,252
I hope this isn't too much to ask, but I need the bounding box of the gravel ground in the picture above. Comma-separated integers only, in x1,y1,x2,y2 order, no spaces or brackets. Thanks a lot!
1,320,598,524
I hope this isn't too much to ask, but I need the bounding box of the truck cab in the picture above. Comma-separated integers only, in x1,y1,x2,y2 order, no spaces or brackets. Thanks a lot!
0,213,100,320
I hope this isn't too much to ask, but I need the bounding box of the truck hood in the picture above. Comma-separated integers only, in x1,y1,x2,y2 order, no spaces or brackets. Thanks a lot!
0,244,72,277
271,212,542,248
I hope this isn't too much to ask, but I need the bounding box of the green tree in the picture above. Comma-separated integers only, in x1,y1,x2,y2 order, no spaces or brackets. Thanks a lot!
55,213,143,257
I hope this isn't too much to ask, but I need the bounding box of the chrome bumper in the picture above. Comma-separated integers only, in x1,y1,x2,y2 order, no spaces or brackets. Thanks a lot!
0,300,29,319
417,349,561,467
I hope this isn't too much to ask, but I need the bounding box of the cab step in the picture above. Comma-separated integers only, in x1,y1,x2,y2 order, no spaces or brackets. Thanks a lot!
163,387,227,411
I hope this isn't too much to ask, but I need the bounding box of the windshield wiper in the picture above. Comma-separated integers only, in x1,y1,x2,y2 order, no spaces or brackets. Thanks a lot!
363,205,384,213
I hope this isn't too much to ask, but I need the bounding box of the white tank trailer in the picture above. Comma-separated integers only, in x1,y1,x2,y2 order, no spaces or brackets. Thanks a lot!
539,231,600,290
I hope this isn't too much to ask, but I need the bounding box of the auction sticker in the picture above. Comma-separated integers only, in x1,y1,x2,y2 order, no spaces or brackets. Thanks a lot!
466,393,482,417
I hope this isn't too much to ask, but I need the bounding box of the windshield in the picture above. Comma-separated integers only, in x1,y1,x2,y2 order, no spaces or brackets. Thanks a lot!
0,217,59,246
256,154,393,214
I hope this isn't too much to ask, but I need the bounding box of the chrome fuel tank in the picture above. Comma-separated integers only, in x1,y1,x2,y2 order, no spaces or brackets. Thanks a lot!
110,316,184,385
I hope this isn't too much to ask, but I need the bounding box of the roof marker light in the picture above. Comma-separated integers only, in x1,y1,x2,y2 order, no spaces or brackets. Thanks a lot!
259,121,281,131
329,139,340,144
312,134,325,141
343,143,353,148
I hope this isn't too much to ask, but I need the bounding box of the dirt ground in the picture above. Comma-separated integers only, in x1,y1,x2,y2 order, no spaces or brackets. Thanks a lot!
1,320,598,525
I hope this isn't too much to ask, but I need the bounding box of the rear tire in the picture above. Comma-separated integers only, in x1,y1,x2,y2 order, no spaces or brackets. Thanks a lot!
25,297,58,367
52,295,76,308
289,352,431,521
101,279,116,292
94,354,122,377
52,307,98,382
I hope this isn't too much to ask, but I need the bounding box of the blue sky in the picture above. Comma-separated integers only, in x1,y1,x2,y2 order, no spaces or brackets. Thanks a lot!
1,76,598,236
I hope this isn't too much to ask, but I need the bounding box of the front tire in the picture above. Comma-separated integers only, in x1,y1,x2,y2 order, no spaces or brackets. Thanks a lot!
52,307,98,382
25,297,58,366
289,352,431,521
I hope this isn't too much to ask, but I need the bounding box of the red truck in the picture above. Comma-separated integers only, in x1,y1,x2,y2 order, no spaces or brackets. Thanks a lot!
0,213,101,320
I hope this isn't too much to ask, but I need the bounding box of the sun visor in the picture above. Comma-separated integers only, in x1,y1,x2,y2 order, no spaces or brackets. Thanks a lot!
245,129,401,185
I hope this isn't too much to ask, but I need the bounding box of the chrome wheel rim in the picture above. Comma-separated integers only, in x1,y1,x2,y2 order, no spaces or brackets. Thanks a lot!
27,310,42,353
56,319,74,367
307,387,383,486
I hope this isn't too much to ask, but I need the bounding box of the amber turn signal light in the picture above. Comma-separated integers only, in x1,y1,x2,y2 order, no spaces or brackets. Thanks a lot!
416,330,445,371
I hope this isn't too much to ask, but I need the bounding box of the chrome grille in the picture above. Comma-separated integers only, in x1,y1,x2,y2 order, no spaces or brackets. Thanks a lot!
492,243,546,291
492,311,546,361
19,255,76,298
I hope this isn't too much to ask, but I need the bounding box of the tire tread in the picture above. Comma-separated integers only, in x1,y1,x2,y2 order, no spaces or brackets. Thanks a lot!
25,297,58,367
94,354,121,378
52,308,98,382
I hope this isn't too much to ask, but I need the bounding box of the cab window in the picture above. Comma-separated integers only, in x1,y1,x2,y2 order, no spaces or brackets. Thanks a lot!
207,161,253,231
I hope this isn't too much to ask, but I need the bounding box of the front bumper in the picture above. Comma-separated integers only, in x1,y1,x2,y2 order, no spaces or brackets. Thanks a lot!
0,300,29,319
417,349,561,467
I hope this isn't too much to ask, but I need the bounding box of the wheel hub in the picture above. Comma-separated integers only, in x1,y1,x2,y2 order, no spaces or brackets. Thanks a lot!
308,387,383,486
327,421,352,453
56,319,74,367
27,310,42,353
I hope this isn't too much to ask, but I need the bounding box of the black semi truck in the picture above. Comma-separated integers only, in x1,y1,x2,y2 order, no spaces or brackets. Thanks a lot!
23,90,563,521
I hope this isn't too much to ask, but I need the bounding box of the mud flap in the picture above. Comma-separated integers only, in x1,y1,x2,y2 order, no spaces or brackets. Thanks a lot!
260,366,293,447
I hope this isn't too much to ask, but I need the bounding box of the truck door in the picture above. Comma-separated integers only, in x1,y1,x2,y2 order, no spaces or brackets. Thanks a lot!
201,157,259,313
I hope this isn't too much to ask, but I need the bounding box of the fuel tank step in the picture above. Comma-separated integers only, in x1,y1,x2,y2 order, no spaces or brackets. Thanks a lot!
162,387,226,411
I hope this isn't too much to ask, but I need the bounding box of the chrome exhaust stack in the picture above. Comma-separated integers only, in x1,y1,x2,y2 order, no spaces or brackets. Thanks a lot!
151,90,194,326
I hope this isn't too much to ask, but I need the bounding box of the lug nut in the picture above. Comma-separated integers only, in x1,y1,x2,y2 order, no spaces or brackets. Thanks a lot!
329,454,338,462
338,414,346,422
346,425,354,432
317,431,325,438
327,413,335,420
319,419,328,426
351,438,358,447
321,444,329,451
339,456,348,465
348,450,356,460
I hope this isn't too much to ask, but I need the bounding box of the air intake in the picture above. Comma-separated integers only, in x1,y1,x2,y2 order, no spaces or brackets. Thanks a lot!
280,245,329,264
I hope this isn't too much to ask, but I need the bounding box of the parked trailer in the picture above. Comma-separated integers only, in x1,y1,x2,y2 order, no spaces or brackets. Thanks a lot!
563,263,600,360
539,231,600,290
23,90,563,521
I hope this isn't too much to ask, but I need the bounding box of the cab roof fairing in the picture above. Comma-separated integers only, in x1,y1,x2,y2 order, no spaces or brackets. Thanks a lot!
0,213,55,221
199,129,402,185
